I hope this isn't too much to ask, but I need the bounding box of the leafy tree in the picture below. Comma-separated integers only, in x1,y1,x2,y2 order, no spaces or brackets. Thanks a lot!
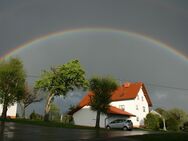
89,77,118,129
20,83,43,118
166,108,188,131
152,108,188,131
144,113,161,130
155,108,169,131
0,58,25,119
35,60,88,121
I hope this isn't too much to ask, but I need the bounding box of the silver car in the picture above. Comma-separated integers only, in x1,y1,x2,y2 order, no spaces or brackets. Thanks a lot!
106,119,133,130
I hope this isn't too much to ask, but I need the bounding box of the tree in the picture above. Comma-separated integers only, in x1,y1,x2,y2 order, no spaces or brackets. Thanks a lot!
0,58,25,119
35,60,88,121
155,108,169,131
167,108,188,131
20,83,43,118
89,77,118,129
152,108,188,131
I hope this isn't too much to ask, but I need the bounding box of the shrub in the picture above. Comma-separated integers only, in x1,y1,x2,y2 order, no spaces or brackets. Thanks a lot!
144,113,162,130
166,116,179,131
61,115,73,124
30,111,43,120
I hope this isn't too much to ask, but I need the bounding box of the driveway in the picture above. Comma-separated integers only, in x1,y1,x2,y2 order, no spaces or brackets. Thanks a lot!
0,122,157,141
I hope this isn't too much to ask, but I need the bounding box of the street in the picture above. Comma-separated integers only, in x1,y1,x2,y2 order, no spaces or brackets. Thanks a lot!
0,122,157,141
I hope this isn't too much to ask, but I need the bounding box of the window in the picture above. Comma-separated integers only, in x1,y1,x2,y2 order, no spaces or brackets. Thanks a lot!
136,117,139,121
143,106,146,112
119,105,125,111
141,96,144,101
136,105,138,110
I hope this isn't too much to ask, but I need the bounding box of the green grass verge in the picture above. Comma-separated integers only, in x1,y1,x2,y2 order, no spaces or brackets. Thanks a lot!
0,118,101,130
128,132,188,141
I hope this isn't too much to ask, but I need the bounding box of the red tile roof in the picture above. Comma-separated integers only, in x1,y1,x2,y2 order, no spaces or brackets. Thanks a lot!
68,82,152,115
108,106,135,116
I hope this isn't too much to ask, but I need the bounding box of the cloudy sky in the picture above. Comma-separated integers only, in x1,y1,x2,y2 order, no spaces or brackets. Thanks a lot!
0,0,188,114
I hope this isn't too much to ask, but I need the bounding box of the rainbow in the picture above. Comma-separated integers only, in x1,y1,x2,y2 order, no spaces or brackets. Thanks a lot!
0,27,187,62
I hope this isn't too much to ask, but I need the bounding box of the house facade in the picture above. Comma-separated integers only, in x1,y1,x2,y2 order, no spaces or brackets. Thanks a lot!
69,82,152,128
0,103,17,118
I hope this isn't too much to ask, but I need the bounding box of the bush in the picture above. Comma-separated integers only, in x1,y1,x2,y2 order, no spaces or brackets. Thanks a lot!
166,117,179,131
29,111,43,120
61,115,73,124
144,113,162,130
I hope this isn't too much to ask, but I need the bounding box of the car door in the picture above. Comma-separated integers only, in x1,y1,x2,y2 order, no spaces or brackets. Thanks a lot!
109,120,118,128
116,119,124,128
113,119,122,128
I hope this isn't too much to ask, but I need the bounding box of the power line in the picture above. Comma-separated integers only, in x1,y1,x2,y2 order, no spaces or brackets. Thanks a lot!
27,75,39,78
26,75,188,91
117,79,188,91
145,83,188,91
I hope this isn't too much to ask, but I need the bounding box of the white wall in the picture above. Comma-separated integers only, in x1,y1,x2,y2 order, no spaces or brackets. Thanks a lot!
0,103,17,118
110,88,149,127
73,106,107,128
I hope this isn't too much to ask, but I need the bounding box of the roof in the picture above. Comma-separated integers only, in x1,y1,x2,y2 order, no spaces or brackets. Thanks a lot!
68,82,152,115
112,82,152,106
108,106,135,116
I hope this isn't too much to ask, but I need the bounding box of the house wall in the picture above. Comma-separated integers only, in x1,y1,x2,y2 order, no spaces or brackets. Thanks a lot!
73,106,107,128
0,103,17,118
110,88,149,127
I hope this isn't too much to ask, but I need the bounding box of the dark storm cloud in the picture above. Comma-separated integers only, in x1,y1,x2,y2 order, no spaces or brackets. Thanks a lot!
0,0,187,56
0,0,188,115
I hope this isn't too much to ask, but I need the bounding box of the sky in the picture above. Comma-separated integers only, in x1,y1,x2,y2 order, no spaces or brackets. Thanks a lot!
0,0,188,115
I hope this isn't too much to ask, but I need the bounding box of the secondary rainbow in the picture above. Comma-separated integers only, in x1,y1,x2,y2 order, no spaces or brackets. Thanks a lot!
0,27,187,62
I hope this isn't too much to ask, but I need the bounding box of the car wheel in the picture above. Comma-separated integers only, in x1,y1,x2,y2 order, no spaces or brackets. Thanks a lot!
106,126,111,130
123,126,128,131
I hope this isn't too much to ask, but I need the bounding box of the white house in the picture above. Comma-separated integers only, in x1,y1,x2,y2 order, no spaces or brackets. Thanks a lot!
69,82,152,128
0,103,17,118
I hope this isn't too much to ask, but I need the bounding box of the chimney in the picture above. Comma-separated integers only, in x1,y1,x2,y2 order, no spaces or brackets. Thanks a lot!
123,82,131,88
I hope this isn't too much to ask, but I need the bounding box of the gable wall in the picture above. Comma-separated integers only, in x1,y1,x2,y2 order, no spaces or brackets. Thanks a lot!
110,88,149,127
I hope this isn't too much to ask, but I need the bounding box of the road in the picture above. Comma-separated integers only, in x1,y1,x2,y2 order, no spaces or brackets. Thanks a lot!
0,122,157,141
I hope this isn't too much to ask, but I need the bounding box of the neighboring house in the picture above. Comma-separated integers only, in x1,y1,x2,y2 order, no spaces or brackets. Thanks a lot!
0,103,17,118
69,82,152,128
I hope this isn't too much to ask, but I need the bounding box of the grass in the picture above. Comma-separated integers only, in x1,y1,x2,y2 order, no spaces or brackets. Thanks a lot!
0,118,100,130
128,132,188,141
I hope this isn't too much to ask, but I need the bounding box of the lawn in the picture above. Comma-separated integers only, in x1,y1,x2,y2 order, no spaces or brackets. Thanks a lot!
128,132,188,141
0,118,98,130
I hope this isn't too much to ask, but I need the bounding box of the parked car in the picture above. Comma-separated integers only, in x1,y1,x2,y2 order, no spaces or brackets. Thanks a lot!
106,119,133,130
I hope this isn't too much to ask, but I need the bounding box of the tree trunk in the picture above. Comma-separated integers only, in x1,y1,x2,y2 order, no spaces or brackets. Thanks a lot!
95,110,101,129
44,93,54,122
163,118,167,131
1,104,8,119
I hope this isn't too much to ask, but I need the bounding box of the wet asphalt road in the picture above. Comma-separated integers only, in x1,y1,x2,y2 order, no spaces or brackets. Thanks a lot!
0,122,157,141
